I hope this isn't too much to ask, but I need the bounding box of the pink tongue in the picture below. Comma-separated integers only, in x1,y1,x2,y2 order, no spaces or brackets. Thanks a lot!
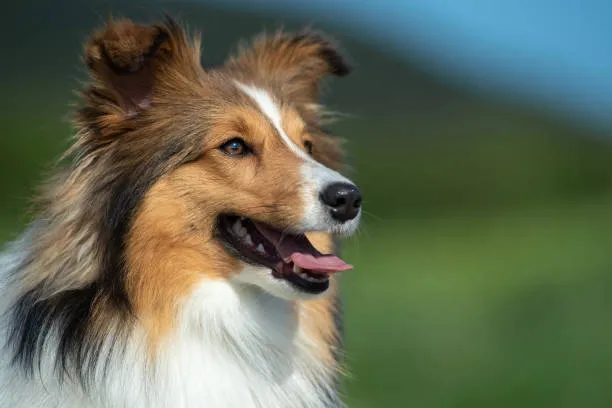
254,223,353,275
289,253,353,274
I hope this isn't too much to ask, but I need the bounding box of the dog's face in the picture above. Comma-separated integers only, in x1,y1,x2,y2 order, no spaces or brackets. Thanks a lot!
170,81,360,300
82,19,360,307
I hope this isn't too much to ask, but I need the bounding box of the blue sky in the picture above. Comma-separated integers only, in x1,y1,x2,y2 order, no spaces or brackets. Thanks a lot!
197,0,612,131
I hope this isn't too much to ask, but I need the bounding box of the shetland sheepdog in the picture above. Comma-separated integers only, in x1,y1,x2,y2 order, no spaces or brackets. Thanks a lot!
0,17,361,408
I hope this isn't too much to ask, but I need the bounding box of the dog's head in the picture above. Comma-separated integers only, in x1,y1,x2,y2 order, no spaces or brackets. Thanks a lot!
79,18,360,310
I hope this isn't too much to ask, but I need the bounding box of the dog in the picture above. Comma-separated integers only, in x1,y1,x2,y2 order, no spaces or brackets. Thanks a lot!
0,17,361,408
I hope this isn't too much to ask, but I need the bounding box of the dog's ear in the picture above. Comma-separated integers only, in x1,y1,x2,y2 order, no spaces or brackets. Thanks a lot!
225,30,351,101
84,17,202,115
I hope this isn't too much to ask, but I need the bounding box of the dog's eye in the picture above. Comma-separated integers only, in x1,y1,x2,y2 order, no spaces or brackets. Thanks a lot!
304,140,313,155
220,138,249,156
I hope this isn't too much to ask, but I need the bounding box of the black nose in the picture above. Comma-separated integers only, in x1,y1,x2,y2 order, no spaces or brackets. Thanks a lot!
320,183,362,222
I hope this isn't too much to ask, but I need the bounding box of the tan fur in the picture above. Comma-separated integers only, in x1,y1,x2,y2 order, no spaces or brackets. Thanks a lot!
125,178,222,347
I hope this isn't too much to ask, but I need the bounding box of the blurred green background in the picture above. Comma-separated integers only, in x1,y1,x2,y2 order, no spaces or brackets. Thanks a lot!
2,1,612,407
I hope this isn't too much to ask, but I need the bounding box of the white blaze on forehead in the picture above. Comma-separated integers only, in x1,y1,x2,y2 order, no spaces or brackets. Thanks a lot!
234,82,313,162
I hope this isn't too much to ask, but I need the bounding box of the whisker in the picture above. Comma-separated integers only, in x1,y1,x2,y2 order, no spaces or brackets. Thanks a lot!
361,210,383,222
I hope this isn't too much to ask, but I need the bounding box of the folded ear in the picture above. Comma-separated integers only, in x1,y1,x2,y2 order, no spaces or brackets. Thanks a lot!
84,17,202,115
225,30,351,101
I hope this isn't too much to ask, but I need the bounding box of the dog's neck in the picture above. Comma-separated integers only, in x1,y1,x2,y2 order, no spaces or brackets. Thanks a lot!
103,279,341,408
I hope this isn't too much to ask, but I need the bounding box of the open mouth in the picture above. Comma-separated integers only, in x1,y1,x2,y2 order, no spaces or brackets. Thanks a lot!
216,215,353,294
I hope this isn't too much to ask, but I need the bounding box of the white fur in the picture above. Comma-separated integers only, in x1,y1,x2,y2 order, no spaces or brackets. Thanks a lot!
0,237,342,407
235,82,361,236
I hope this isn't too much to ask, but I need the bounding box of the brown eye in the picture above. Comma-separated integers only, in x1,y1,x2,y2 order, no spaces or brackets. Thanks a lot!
304,140,313,155
220,138,249,156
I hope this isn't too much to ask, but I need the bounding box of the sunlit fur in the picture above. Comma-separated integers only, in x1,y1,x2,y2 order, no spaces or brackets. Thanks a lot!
0,17,358,408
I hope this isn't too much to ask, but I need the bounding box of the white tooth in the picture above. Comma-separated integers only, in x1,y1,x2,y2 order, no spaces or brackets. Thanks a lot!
293,265,302,273
256,243,266,254
237,221,248,236
232,220,244,237
244,234,253,246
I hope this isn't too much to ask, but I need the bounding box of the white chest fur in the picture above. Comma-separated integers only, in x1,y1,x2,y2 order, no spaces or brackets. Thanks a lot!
137,280,339,408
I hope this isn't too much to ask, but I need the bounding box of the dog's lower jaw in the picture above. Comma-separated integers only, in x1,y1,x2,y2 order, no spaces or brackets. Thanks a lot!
233,263,331,301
